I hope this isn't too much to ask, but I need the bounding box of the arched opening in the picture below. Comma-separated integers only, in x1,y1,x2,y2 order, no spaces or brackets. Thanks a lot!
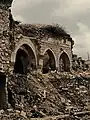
14,44,36,74
42,49,56,74
59,52,70,72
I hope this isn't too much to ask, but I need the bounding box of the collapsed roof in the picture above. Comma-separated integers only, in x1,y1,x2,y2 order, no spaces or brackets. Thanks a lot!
19,24,74,45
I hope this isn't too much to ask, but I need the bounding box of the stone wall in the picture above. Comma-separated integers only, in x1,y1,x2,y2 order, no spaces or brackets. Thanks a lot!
0,4,73,74
0,6,11,73
39,37,72,71
9,35,72,73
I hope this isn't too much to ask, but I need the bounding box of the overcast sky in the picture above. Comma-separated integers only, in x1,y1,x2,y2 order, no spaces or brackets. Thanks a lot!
11,0,90,60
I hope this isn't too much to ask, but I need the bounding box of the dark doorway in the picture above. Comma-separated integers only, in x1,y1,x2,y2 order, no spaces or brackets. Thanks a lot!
14,44,36,74
0,74,6,109
42,49,56,74
14,49,28,74
59,52,70,72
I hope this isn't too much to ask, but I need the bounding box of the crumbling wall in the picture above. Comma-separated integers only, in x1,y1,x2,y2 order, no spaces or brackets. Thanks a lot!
0,6,12,73
9,24,72,73
14,24,73,72
0,0,13,7
72,55,88,71
0,5,73,74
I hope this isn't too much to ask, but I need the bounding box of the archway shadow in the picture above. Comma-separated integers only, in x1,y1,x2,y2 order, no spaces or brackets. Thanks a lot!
59,52,70,72
42,49,56,74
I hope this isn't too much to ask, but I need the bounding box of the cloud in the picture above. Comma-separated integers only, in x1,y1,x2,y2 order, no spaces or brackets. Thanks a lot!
14,15,25,23
53,0,90,18
12,0,43,21
12,0,43,10
12,0,60,23
73,22,90,59
11,0,90,59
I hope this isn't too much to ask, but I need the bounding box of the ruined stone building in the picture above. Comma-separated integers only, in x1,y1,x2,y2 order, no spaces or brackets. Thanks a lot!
0,0,74,109
72,55,88,71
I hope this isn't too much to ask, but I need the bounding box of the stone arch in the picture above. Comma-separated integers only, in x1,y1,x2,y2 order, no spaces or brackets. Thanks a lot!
59,51,70,72
11,38,37,73
42,48,56,73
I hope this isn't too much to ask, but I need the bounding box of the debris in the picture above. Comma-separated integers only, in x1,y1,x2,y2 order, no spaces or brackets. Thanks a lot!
20,111,27,118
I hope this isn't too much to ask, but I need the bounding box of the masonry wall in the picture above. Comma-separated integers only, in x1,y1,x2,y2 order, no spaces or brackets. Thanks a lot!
0,6,73,74
39,37,72,71
0,6,11,73
10,36,38,73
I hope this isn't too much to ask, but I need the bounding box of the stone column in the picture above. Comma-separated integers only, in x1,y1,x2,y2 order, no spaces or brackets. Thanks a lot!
37,58,43,73
9,62,15,74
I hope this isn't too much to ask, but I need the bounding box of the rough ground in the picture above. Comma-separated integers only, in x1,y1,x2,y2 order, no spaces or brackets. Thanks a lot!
0,72,90,119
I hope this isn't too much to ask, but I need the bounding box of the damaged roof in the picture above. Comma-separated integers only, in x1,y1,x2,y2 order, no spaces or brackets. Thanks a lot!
19,23,74,45
0,0,13,7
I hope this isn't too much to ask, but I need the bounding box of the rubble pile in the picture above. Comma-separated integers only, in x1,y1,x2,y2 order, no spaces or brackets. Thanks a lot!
0,109,29,120
2,72,89,119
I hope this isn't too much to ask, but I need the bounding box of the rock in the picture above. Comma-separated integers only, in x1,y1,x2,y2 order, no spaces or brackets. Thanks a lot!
7,73,90,118
20,111,27,118
0,109,4,115
15,110,20,114
60,97,65,103
7,108,13,112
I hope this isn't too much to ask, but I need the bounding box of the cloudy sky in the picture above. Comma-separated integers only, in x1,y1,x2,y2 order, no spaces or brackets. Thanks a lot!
11,0,90,59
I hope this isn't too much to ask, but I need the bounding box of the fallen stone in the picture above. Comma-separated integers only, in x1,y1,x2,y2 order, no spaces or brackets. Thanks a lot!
0,109,4,115
20,111,27,118
7,108,13,112
15,110,20,114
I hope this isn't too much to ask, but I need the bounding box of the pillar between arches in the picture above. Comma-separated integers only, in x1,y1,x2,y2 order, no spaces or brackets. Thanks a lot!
37,58,43,73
